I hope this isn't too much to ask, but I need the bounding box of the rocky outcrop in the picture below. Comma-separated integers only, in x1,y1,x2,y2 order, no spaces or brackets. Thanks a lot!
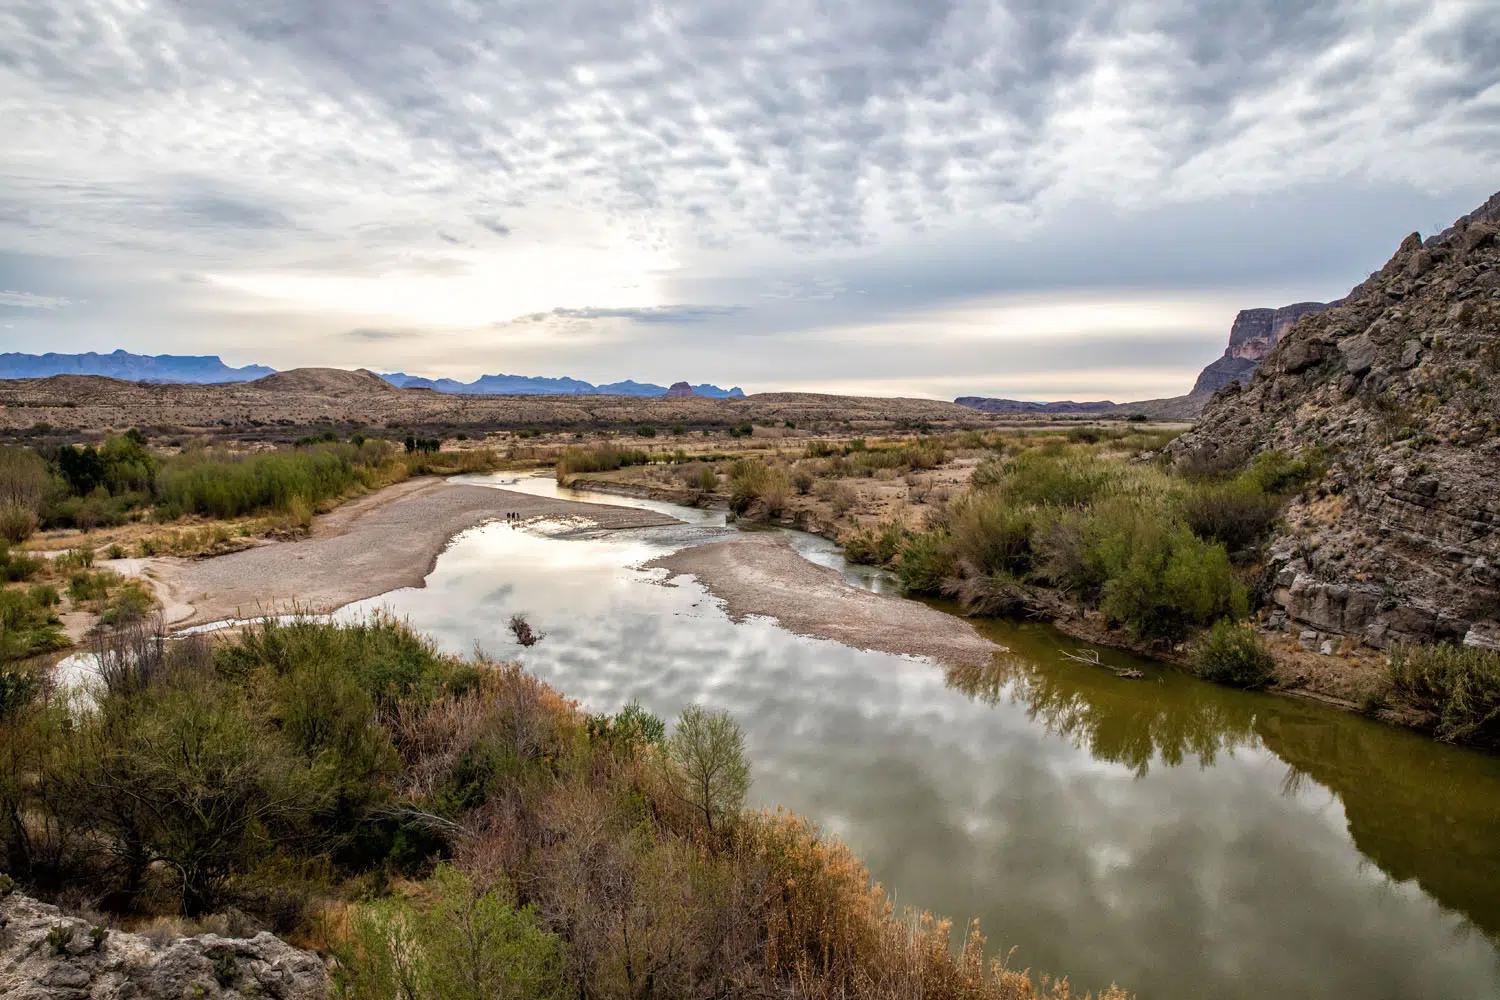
1171,188,1500,649
0,889,327,1000
664,381,698,398
1191,301,1335,394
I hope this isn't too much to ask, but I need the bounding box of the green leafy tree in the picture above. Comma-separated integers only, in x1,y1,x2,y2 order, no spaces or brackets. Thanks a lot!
666,705,750,832
337,865,568,1000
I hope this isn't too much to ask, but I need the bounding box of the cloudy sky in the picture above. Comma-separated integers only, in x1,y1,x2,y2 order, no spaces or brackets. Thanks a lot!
2,1,1497,399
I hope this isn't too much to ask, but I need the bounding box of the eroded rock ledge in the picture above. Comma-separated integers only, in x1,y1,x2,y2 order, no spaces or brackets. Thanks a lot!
0,890,327,1000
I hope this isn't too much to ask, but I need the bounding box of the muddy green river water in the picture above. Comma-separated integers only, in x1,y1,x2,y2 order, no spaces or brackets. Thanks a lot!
338,473,1500,1000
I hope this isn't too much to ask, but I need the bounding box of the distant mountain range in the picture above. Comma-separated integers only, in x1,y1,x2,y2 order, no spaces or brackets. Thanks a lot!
0,350,273,383
378,372,745,398
0,350,744,398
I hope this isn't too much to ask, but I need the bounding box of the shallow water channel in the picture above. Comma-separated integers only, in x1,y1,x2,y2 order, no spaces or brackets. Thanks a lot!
336,473,1500,1000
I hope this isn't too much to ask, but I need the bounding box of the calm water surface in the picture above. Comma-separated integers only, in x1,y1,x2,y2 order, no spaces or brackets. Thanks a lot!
342,473,1500,1000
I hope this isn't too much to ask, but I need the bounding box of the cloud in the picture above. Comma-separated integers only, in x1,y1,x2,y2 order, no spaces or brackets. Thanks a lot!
0,0,1495,397
0,289,71,309
513,304,749,325
344,327,418,341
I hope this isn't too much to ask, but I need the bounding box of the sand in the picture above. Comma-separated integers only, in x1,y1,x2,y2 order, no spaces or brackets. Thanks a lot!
149,478,679,627
647,532,1002,667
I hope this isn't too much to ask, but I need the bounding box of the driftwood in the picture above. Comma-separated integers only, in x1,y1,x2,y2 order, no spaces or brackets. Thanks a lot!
509,613,545,647
1062,648,1144,679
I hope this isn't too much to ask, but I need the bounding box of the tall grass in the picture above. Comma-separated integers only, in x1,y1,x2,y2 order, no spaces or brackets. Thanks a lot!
1389,643,1500,746
155,444,382,519
553,444,653,481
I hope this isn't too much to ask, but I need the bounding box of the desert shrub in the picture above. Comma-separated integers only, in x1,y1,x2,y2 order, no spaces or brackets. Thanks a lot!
586,699,667,752
792,467,815,495
68,569,121,605
0,503,38,543
635,424,657,438
100,581,156,626
666,705,750,833
1179,480,1282,554
1389,643,1500,746
816,479,858,516
0,589,68,662
894,530,957,595
947,490,1038,579
1193,620,1277,689
728,460,790,518
973,449,1116,508
336,864,569,1000
1099,524,1246,641
0,541,44,582
842,520,907,566
1242,448,1322,495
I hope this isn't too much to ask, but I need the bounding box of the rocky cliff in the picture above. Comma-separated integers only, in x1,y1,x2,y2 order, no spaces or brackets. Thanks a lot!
1171,188,1500,649
0,890,326,1000
1191,302,1335,394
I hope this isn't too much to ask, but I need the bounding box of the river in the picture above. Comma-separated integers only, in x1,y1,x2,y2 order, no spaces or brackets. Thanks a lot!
335,472,1500,1000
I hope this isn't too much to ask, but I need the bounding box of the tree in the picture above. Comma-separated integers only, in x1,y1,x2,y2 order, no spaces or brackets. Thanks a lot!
666,706,750,832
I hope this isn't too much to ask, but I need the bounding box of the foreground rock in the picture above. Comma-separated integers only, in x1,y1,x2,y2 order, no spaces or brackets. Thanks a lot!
1171,188,1500,649
648,532,1002,666
0,890,326,1000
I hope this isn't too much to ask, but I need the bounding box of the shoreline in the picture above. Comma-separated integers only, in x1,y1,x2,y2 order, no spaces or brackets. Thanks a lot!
647,532,1002,667
140,478,680,628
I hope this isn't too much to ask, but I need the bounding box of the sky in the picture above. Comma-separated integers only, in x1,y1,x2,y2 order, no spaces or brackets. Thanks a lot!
1,1,1497,400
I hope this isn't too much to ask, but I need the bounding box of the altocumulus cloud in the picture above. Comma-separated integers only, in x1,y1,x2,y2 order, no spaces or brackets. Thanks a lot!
0,0,1496,396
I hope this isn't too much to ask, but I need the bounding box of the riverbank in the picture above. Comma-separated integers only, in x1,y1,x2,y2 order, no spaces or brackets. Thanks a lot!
141,477,680,627
647,532,1001,667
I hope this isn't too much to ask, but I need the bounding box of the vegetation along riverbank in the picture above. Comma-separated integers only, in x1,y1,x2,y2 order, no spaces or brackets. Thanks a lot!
0,614,1127,999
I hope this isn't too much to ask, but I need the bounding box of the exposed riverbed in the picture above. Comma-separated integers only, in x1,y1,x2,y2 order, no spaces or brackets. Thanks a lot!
321,472,1500,1000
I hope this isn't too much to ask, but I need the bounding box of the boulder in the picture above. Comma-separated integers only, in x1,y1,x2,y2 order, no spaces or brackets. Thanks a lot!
1338,333,1377,376
0,891,327,1000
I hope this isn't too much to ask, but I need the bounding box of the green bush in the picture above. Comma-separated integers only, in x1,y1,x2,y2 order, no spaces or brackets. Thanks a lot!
0,588,67,662
636,424,657,438
894,530,956,595
1099,524,1246,641
842,520,907,567
336,864,569,1000
1193,620,1277,688
1389,643,1500,746
0,542,44,583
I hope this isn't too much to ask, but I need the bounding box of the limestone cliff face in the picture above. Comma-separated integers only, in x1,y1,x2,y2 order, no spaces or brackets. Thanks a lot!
0,890,327,1000
1192,301,1335,394
1171,189,1500,649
